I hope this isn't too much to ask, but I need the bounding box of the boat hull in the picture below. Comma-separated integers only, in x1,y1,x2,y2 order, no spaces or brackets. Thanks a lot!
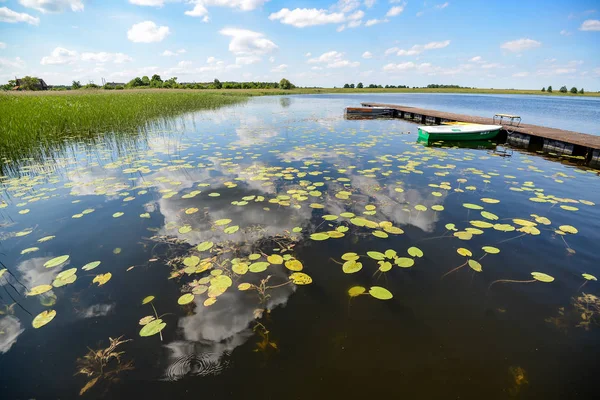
418,127,501,141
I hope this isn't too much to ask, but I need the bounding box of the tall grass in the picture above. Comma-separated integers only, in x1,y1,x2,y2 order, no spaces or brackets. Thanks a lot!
0,90,250,161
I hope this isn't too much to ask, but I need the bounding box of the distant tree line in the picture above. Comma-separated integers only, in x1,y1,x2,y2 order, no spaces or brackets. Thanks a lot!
2,76,295,91
343,83,411,89
542,86,584,94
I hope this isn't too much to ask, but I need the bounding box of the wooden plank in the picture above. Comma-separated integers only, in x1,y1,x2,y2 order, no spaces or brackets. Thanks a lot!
361,102,600,150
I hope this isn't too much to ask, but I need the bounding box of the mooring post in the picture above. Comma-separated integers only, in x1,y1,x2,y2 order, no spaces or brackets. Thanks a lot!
421,114,426,124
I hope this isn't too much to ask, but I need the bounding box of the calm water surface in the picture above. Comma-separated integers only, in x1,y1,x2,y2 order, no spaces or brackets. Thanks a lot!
318,93,600,135
1,96,599,399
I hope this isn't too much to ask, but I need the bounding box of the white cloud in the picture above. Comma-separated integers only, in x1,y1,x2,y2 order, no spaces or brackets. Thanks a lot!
308,50,359,68
235,55,261,65
337,24,346,32
185,0,270,16
347,19,362,28
469,56,482,63
416,11,424,17
81,52,133,63
580,19,600,31
362,51,373,59
386,3,406,17
435,2,449,9
40,47,78,65
219,28,277,56
481,62,503,69
40,47,133,65
500,38,541,52
18,0,83,13
271,64,287,73
269,8,346,27
390,40,451,56
162,49,186,56
0,7,40,25
512,72,529,77
127,21,171,43
269,56,275,62
559,29,572,36
332,0,361,13
383,61,470,76
129,0,166,6
364,0,376,7
365,18,388,26
0,56,26,70
0,42,6,49
305,52,311,57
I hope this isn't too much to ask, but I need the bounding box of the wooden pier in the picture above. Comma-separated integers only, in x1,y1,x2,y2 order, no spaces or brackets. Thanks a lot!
356,102,600,167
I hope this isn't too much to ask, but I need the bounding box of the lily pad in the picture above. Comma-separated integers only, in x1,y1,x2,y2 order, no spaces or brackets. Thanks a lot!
238,283,252,291
44,255,69,268
531,272,554,283
342,260,362,274
139,318,166,337
482,246,500,254
367,251,385,261
27,284,53,296
348,286,366,297
407,247,423,258
267,254,284,264
285,259,303,271
32,309,56,329
249,262,270,273
289,272,312,285
197,241,214,252
92,273,112,286
310,233,330,241
81,261,101,271
457,248,472,257
468,259,482,272
395,257,415,268
177,293,195,305
142,295,155,304
369,286,393,300
582,273,597,281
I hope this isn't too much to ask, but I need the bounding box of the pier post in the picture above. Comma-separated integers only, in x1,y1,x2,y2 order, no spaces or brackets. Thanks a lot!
421,114,426,124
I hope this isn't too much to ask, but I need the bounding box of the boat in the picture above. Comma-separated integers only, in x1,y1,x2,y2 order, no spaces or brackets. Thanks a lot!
418,124,501,141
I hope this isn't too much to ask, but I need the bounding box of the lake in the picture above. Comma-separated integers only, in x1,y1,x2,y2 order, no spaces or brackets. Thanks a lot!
1,94,599,399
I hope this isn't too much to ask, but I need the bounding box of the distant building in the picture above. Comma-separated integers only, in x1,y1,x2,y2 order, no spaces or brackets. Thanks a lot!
13,77,49,91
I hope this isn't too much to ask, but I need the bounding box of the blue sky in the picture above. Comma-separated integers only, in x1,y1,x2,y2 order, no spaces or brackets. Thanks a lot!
0,0,599,89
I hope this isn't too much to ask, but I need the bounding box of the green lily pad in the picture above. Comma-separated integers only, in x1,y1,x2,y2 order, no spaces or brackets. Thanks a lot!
177,293,195,305
32,309,56,329
369,286,393,300
44,255,69,268
139,318,166,337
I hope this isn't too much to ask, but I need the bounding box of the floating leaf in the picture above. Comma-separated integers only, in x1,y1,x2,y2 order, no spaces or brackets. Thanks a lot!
342,260,362,274
367,251,385,261
178,225,192,234
290,272,312,285
140,213,151,218
415,205,427,212
407,247,423,258
27,284,53,296
142,296,155,304
384,249,397,259
470,220,493,229
224,225,239,234
369,286,393,300
453,231,473,240
197,241,214,252
445,223,458,231
112,212,124,218
20,247,39,255
582,273,597,281
0,269,6,279
310,233,329,241
183,256,200,268
468,259,482,272
559,225,578,234
560,205,578,211
185,207,199,215
93,273,112,286
348,286,366,297
232,263,249,275
481,211,499,221
378,261,392,272
139,318,166,337
372,231,388,238
285,259,303,271
44,255,69,268
457,248,472,257
82,261,101,271
481,198,500,204
323,215,339,221
214,219,232,226
56,268,77,280
238,283,252,291
292,227,302,233
32,309,56,329
395,257,414,268
177,293,195,305
267,254,284,264
531,272,554,283
249,262,270,273
341,252,359,261
482,246,500,254
384,226,404,234
139,315,155,325
38,236,55,243
204,298,217,306
463,203,483,210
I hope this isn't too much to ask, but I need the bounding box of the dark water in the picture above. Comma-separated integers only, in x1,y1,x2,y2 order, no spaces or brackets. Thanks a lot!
1,96,599,399
315,92,600,135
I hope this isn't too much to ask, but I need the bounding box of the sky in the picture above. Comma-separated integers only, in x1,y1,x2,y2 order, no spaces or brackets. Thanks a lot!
0,0,599,89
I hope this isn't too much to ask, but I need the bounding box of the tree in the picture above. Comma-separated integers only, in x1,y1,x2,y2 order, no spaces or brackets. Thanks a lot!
349,83,355,88
72,80,82,90
357,82,363,88
142,76,150,86
547,85,552,93
213,78,222,89
570,86,578,94
541,87,546,92
579,88,584,94
17,76,40,91
279,78,292,90
151,74,162,83
343,83,350,88
559,86,568,93
126,77,144,88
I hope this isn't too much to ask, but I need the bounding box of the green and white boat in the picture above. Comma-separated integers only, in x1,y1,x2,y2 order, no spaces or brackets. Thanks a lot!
418,124,501,141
